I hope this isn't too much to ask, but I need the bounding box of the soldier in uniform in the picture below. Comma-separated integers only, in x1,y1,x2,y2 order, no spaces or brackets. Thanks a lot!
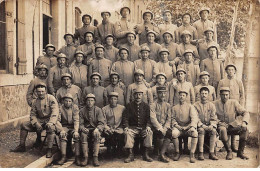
134,45,159,83
11,83,60,158
48,53,70,96
161,31,179,61
151,73,171,103
56,93,81,166
36,44,57,70
89,44,112,87
194,87,218,160
171,89,199,163
120,31,140,62
82,72,107,108
79,93,105,166
194,71,216,102
123,88,153,163
56,73,82,107
150,87,172,162
214,87,250,160
104,34,119,63
102,92,125,156
74,14,100,45
111,47,135,87
69,50,88,89
134,10,160,45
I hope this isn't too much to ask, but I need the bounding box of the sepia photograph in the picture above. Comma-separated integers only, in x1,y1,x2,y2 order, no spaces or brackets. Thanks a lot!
0,0,259,168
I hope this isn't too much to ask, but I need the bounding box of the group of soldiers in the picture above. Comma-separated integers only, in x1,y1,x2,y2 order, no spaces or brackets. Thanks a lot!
10,5,250,167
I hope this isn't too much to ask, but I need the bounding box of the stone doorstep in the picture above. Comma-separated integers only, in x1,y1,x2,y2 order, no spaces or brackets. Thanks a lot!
25,151,60,168
0,115,29,132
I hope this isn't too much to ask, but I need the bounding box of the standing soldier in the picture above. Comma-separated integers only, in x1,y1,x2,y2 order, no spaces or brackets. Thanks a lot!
11,83,60,158
200,43,224,90
134,46,159,83
56,93,81,166
104,34,119,63
97,11,116,45
123,88,153,163
56,33,77,65
161,31,179,61
69,50,88,90
150,87,172,162
151,73,171,103
89,45,112,87
74,14,100,45
194,87,218,160
171,89,199,163
214,87,250,160
79,93,105,166
36,44,57,70
134,10,160,45
102,92,125,156
120,31,141,62
111,47,135,87
48,53,70,96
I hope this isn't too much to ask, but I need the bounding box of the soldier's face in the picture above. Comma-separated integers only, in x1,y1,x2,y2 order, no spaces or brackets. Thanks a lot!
64,98,73,108
65,35,74,45
85,33,93,43
95,48,104,58
200,90,209,101
200,11,209,20
134,92,143,103
36,87,46,99
62,77,71,87
184,53,193,62
141,51,149,59
200,75,209,84
86,98,95,107
147,33,155,43
75,54,84,63
220,91,230,103
179,92,187,102
163,12,171,22
58,58,66,67
111,75,119,85
205,31,213,40
106,37,114,46
163,33,172,43
109,96,118,107
182,35,191,43
177,71,185,81
160,52,169,62
156,75,166,85
182,15,191,24
226,67,236,76
158,91,166,101
91,76,100,86
83,16,91,25
102,13,110,21
208,48,217,59
127,34,135,44
120,50,128,60
46,47,55,56
121,9,129,18
38,68,47,77
135,74,143,82
143,13,152,22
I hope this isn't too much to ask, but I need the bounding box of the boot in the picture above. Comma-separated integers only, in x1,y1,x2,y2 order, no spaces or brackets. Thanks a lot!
198,152,204,160
173,138,180,161
158,138,170,163
183,137,190,155
153,138,163,156
190,153,196,163
46,148,52,158
237,139,249,160
81,143,88,166
231,135,238,152
33,132,42,148
143,147,153,162
223,140,233,160
57,141,67,165
10,144,26,152
74,142,81,166
46,133,55,158
124,148,134,163
10,130,28,152
93,156,100,167
209,152,219,160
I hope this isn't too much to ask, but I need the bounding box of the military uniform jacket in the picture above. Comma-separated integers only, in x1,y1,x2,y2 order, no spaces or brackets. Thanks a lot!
197,39,219,61
97,21,116,44
193,19,217,41
56,44,77,65
59,104,79,131
56,84,82,107
79,106,105,131
76,42,95,64
30,94,59,126
102,104,125,129
161,42,179,61
111,60,135,87
177,43,200,60
48,66,70,94
214,99,250,127
150,101,172,130
178,62,200,86
122,101,151,129
126,82,153,105
74,25,100,45
194,84,216,102
135,22,160,45
120,43,141,62
104,45,119,63
69,63,88,89
159,23,178,43
176,24,198,44
171,102,198,128
82,85,107,108
194,101,218,128
104,83,126,106
36,55,57,70
142,42,162,62
114,18,135,46
134,59,159,83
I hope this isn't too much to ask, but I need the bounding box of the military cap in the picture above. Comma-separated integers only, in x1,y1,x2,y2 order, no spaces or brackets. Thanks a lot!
57,53,68,60
63,33,74,40
143,10,154,19
178,89,189,95
183,49,195,57
140,45,150,52
110,71,120,79
176,68,186,74
105,34,115,40
199,7,210,15
199,71,210,78
62,93,74,101
95,44,105,51
163,10,172,15
119,47,129,55
156,86,167,92
108,92,119,97
61,73,72,80
134,87,144,94
134,69,145,76
162,31,173,38
85,93,96,100
82,14,92,22
84,31,94,38
90,72,102,80
74,50,85,57
199,86,210,93
181,30,192,37
35,82,47,89
207,42,219,51
126,31,137,39
225,63,237,71
146,30,157,37
45,44,56,51
219,87,230,93
101,11,111,17
204,27,214,34
36,64,48,71
156,72,167,80
120,6,131,15
159,48,170,55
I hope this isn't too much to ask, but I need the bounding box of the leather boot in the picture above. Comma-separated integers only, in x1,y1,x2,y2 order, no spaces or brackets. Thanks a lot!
10,130,28,152
46,148,52,158
124,148,134,163
190,153,196,163
57,141,67,165
93,156,100,167
74,142,81,166
231,135,238,152
81,143,88,166
158,138,170,163
209,152,219,160
93,141,100,166
223,140,233,160
173,138,180,161
143,147,153,162
46,133,55,158
198,152,204,160
33,132,42,148
237,139,249,160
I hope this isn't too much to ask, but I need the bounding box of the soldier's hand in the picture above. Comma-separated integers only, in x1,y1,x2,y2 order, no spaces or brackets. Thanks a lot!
241,122,247,131
146,126,151,132
82,127,89,134
73,132,79,139
124,127,129,132
35,122,42,132
175,125,183,131
194,59,200,65
187,126,196,134
208,125,214,131
46,122,53,129
160,127,167,136
60,131,67,139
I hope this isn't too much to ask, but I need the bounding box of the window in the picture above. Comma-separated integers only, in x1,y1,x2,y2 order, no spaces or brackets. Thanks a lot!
42,0,52,50
75,7,82,29
0,1,6,72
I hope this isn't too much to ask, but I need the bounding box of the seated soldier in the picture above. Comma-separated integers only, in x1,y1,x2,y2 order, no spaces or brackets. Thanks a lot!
214,87,250,160
79,93,105,167
57,93,81,166
171,89,199,163
150,87,172,163
194,87,218,160
102,92,125,157
11,82,60,158
123,88,153,163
